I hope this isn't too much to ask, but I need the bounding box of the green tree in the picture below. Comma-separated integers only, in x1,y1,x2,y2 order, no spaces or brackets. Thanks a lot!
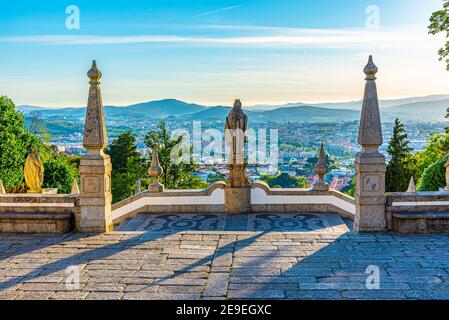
341,175,356,197
418,159,446,192
429,1,449,70
414,132,449,182
29,111,51,143
43,154,78,194
260,173,309,189
106,131,148,203
385,119,417,192
145,122,207,190
0,96,41,190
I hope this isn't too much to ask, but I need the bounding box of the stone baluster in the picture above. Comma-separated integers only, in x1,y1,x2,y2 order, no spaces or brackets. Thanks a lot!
135,180,142,195
79,60,113,233
354,55,387,232
445,154,449,191
71,179,80,195
407,177,416,193
0,179,5,194
148,146,164,193
313,143,329,191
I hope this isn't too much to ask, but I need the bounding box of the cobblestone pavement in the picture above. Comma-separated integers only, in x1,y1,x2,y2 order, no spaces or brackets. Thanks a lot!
1,230,449,300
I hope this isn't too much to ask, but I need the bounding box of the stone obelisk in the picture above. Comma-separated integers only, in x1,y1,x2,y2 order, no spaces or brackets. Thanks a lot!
79,60,113,233
224,99,251,214
354,56,387,232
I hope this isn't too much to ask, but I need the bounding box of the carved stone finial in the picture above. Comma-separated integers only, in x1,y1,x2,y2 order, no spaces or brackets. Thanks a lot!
83,60,108,155
364,55,378,81
148,146,164,193
87,60,102,83
71,179,80,194
0,179,5,194
24,149,44,194
313,143,329,191
358,55,383,149
407,177,416,193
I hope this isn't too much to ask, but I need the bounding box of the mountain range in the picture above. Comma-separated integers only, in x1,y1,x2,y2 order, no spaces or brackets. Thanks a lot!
17,94,449,123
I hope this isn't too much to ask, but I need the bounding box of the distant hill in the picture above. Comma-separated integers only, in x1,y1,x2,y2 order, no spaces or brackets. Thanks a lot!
16,94,449,123
383,98,449,122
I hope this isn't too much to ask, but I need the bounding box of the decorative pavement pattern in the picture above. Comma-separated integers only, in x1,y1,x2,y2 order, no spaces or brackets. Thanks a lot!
1,216,449,300
119,213,349,234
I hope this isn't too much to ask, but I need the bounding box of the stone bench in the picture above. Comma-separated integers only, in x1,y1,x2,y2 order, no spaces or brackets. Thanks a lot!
0,212,73,234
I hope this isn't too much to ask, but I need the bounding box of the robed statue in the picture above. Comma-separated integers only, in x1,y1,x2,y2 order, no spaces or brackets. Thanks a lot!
24,149,44,193
225,99,250,188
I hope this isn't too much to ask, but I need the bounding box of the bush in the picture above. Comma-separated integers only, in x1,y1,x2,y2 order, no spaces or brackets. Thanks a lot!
43,155,78,194
418,159,446,192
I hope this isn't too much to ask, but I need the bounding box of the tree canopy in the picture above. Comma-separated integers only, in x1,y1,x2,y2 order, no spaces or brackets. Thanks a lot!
386,119,417,192
0,96,41,190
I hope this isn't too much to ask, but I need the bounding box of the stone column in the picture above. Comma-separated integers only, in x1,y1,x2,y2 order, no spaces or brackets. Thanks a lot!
79,60,113,233
354,56,387,232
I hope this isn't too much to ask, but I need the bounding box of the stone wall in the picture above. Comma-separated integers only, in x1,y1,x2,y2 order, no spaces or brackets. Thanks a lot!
0,194,80,233
387,192,449,233
250,182,355,220
111,181,356,226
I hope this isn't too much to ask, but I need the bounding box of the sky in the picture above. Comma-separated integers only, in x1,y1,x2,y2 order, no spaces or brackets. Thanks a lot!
0,0,448,107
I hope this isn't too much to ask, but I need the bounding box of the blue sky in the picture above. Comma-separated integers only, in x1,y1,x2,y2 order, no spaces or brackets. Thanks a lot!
0,0,447,107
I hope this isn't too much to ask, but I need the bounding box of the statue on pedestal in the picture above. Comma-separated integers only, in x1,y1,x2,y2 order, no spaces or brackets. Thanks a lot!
24,149,44,194
225,99,250,188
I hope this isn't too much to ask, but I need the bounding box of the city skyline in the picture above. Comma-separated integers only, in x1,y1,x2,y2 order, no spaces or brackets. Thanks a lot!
1,0,448,107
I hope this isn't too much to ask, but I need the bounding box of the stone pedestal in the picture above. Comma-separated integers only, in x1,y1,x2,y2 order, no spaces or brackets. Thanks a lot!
354,152,386,232
79,154,113,233
225,187,251,214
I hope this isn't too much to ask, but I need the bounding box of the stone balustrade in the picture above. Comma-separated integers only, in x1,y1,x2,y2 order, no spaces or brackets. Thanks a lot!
111,181,356,227
386,192,449,233
0,194,80,233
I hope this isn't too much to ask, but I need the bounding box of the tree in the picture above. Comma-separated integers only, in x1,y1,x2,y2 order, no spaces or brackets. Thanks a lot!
260,173,309,189
43,154,78,194
145,122,207,190
414,132,449,182
385,119,417,192
429,1,449,70
106,131,148,203
418,159,446,192
29,111,51,142
0,96,41,190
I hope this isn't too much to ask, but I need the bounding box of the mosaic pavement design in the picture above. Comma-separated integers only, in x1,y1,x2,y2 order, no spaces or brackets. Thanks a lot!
119,213,350,233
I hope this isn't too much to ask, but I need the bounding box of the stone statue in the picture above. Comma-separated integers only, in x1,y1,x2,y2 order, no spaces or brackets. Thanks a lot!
225,99,250,188
24,149,44,193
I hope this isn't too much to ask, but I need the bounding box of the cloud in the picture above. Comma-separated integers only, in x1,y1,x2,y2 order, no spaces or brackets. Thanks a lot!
0,25,435,51
195,5,241,18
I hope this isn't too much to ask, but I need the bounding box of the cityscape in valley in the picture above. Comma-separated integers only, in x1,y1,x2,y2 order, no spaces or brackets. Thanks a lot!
19,94,449,193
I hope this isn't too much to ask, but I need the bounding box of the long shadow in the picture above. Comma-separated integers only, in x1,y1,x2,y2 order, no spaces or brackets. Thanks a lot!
0,230,180,291
144,232,268,290
0,214,268,293
256,232,449,300
0,233,82,262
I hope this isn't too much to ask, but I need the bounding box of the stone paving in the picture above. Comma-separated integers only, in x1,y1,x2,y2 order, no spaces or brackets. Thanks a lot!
1,227,449,300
